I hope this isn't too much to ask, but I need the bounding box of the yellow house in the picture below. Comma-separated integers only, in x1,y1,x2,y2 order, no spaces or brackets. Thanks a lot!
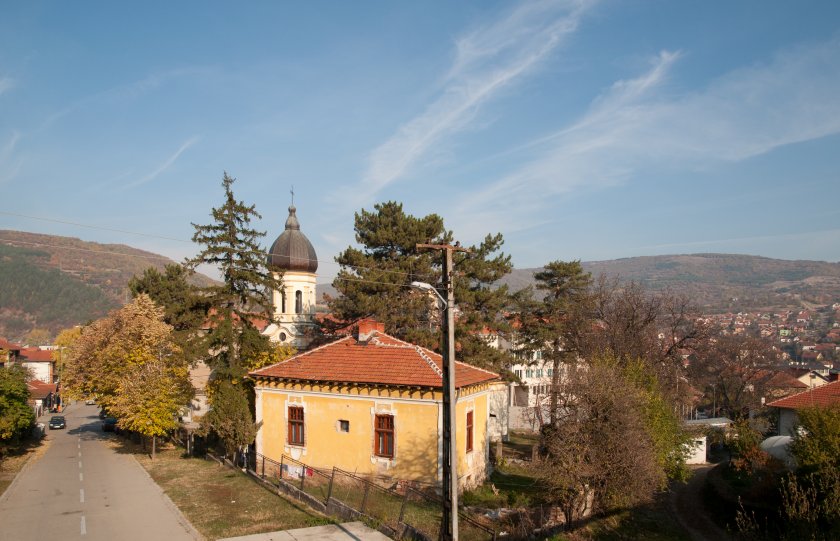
250,320,500,489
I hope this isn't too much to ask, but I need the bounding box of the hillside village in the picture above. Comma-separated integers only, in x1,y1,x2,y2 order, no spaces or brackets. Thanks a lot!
3,185,840,541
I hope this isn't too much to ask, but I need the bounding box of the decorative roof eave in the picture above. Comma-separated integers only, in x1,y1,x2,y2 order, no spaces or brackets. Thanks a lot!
252,374,499,392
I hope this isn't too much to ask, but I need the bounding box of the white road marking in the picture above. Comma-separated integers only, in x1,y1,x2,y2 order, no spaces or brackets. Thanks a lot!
80,488,85,503
78,451,82,457
80,472,84,482
81,515,87,535
79,461,82,469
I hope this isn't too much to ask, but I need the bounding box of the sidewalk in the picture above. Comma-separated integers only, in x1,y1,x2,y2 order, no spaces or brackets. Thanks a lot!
218,522,392,541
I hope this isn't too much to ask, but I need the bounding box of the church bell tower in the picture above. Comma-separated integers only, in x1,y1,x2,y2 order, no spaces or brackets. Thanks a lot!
263,201,318,349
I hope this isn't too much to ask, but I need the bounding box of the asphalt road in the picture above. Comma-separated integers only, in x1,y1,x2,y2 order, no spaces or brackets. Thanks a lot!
0,403,201,541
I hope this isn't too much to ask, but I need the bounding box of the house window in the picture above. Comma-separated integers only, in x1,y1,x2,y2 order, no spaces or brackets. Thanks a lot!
514,369,522,378
547,368,553,377
374,414,395,458
288,406,304,446
295,290,303,314
466,411,474,453
536,369,543,378
526,369,533,378
339,420,350,432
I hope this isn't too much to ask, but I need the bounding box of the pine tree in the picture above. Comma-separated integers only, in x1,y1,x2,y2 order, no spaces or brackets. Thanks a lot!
186,172,283,454
514,260,593,425
186,172,283,376
328,201,513,372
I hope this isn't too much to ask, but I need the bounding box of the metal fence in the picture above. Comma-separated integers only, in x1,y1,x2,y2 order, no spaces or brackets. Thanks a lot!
248,451,496,541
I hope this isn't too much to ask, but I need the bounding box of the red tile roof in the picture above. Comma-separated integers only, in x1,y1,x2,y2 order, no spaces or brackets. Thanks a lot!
767,380,840,410
0,338,21,350
762,370,808,390
251,330,499,389
20,348,54,362
27,380,57,399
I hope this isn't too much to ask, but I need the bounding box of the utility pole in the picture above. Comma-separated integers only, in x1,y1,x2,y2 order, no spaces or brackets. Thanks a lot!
416,242,469,541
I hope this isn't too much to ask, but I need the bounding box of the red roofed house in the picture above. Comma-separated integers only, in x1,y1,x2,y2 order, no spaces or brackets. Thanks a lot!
767,380,840,436
27,379,58,417
19,347,57,384
0,338,22,367
250,319,502,489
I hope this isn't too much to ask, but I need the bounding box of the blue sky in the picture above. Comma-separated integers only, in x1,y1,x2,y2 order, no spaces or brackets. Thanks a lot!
2,1,840,281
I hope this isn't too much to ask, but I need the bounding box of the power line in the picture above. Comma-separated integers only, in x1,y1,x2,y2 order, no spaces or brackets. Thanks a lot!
1,212,442,280
1,239,443,288
0,211,193,243
1,239,173,262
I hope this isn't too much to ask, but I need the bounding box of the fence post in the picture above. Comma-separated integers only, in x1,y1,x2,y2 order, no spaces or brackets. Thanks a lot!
300,464,306,491
360,482,370,514
398,486,410,523
280,455,285,484
261,455,266,479
326,467,336,505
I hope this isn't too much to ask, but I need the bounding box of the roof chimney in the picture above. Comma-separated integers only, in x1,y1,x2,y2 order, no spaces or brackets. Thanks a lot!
357,319,385,342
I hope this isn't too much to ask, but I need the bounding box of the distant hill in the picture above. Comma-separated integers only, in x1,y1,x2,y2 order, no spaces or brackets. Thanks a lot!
318,253,840,313
0,230,215,340
499,254,840,312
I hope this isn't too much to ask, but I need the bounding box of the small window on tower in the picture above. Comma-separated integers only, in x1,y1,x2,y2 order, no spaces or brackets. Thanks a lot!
295,290,303,314
338,420,350,432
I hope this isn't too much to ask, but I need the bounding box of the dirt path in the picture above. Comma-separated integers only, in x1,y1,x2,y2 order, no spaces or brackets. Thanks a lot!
670,465,731,541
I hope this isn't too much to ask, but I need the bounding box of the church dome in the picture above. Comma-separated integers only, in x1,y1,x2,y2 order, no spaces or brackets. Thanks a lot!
267,205,318,273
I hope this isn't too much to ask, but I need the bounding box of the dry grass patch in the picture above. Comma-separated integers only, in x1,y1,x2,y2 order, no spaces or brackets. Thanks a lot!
113,438,330,540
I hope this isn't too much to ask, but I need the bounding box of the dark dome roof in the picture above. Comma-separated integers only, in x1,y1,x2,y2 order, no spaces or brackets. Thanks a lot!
267,205,318,273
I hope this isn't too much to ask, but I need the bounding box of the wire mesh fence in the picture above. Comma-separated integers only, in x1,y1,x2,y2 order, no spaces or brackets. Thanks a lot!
248,451,496,540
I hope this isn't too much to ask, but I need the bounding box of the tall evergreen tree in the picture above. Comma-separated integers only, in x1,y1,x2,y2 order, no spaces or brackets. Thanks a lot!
186,173,283,454
186,172,283,377
328,201,513,372
514,260,593,425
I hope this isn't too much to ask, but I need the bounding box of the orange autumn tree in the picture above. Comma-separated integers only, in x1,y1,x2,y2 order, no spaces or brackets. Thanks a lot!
63,295,192,456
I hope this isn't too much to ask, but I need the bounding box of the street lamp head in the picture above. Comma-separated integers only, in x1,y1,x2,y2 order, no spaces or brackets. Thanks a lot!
410,281,447,308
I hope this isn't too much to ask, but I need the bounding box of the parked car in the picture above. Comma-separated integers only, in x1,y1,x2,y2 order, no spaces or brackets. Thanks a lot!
85,397,96,405
49,416,66,430
102,417,118,432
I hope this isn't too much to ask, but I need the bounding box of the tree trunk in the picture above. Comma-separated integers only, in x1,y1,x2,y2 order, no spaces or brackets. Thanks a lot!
550,339,562,426
152,435,156,460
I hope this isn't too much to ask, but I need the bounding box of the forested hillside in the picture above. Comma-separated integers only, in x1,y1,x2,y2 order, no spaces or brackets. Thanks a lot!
0,244,118,339
0,230,216,341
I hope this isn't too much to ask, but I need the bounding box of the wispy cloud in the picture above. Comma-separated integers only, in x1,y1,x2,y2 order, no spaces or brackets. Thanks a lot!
352,0,595,204
457,35,840,231
123,136,199,189
0,77,14,97
41,67,216,130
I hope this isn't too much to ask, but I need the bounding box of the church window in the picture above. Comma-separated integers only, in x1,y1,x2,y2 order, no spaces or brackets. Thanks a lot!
295,290,303,314
281,291,286,313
